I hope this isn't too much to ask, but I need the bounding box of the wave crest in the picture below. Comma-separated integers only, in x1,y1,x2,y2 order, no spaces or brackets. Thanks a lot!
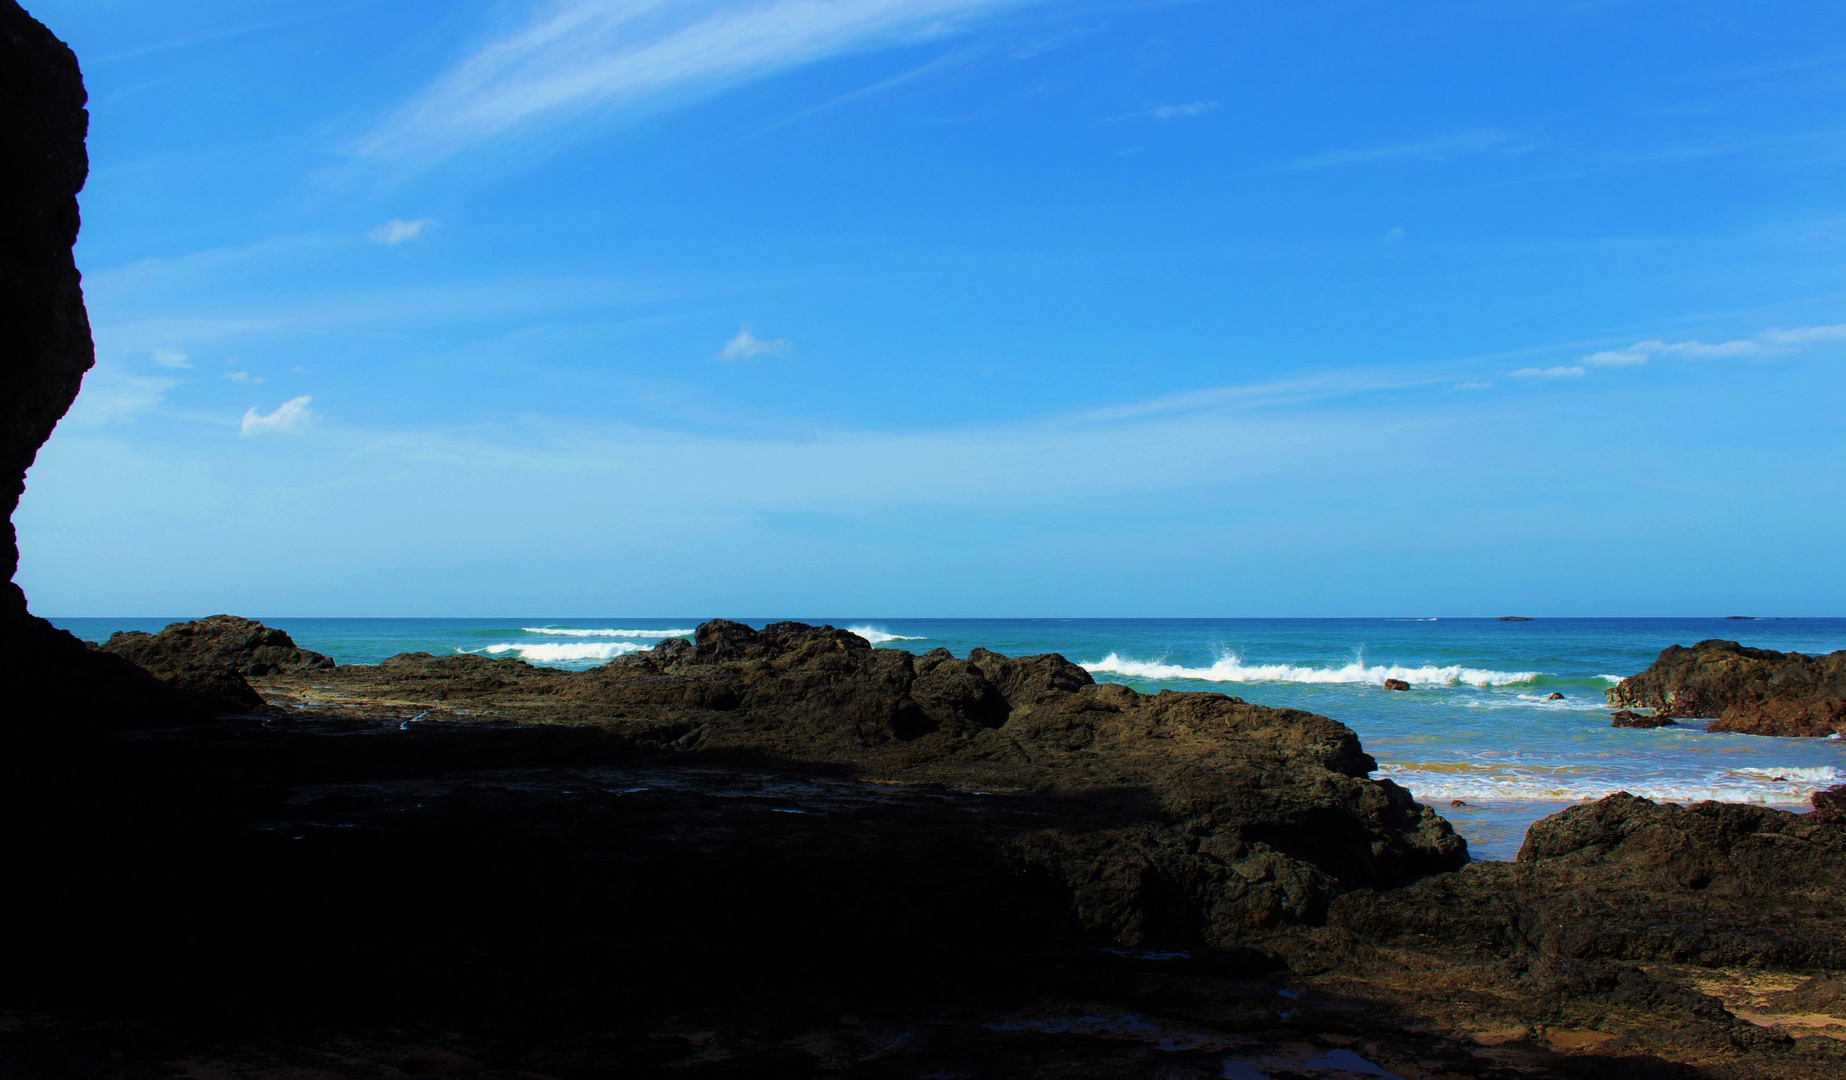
473,642,646,663
1381,764,1842,806
522,626,694,638
847,625,926,646
1082,653,1537,687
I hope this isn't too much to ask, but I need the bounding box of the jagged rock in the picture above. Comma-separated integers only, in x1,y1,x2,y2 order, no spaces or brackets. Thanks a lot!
1610,709,1674,729
98,615,332,713
1382,678,1410,691
1545,692,1564,700
1607,639,1846,736
260,618,1469,945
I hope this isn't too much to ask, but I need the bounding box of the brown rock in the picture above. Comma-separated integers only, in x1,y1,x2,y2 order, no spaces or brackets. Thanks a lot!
99,615,332,713
1607,639,1846,736
1545,692,1564,700
1813,784,1846,825
1382,678,1410,691
1610,709,1674,728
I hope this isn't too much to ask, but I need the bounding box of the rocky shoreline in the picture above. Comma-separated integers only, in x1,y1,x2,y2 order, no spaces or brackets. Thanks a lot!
8,614,1839,1076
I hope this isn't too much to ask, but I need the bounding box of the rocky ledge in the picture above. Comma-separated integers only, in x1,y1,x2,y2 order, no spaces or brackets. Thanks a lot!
1607,639,1846,736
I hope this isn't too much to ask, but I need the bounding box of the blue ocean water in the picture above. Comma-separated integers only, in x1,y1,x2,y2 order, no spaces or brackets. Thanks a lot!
53,616,1846,860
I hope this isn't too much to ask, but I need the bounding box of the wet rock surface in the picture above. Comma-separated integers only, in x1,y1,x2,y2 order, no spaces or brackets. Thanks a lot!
1608,640,1846,736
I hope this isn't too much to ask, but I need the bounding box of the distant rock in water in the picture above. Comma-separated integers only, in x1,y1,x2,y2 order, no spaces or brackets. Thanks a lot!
1726,615,1758,620
1607,639,1846,737
1496,616,1533,621
1610,709,1674,729
1382,678,1410,691
1545,692,1564,700
99,615,332,713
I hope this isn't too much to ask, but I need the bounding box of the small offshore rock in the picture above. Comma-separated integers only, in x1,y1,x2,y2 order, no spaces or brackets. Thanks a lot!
1546,692,1565,701
1497,616,1534,622
1610,709,1674,729
1382,678,1411,692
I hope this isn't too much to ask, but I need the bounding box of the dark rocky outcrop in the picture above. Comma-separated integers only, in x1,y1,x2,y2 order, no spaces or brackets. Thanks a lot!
1382,677,1410,691
257,618,1468,945
1611,708,1675,729
0,1,201,728
1498,616,1534,621
98,614,333,712
1608,640,1846,736
1335,793,1846,971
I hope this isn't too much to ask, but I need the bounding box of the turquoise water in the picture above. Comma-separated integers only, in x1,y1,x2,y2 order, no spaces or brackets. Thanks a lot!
54,616,1846,860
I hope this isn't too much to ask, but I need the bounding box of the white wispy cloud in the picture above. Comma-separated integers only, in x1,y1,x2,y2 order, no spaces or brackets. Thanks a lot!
223,370,263,383
65,368,175,426
369,218,436,245
151,347,190,369
1150,101,1217,120
1281,129,1515,172
241,396,316,437
1582,324,1846,368
719,323,792,360
358,0,1038,163
1510,365,1586,379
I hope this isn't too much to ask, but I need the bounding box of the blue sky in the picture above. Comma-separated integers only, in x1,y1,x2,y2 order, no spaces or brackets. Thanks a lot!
16,0,1846,616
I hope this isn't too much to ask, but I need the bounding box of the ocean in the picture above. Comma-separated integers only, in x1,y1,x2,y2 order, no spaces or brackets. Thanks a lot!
52,616,1846,861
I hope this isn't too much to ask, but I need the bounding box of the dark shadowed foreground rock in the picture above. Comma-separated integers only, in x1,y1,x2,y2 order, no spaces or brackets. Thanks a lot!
261,618,1467,945
10,618,1846,1076
1608,639,1846,736
98,614,332,711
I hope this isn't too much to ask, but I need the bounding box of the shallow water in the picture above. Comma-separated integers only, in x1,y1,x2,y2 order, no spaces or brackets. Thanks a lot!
54,616,1846,860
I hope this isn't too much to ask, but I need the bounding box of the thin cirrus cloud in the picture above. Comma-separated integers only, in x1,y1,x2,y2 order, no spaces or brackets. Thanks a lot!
1280,128,1516,172
151,347,190,369
357,0,1042,164
1513,323,1846,379
719,323,792,360
241,396,316,437
369,218,437,245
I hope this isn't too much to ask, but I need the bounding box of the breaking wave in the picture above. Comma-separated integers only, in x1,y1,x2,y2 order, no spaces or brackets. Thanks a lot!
847,626,927,646
522,626,694,638
1082,653,1538,688
1381,763,1842,806
471,642,647,663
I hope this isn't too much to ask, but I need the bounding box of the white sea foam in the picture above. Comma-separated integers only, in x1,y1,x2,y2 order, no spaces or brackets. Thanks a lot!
473,642,646,663
1082,653,1538,688
1599,674,1626,684
522,626,694,638
847,626,926,645
1380,764,1842,806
